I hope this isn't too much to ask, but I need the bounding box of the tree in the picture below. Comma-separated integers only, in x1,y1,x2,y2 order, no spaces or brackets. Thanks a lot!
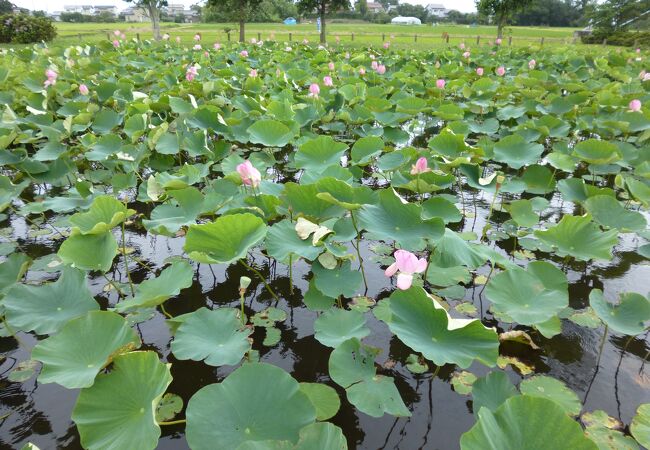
588,0,650,32
296,0,350,43
125,0,167,40
206,0,264,42
0,0,12,15
476,0,533,38
356,0,368,16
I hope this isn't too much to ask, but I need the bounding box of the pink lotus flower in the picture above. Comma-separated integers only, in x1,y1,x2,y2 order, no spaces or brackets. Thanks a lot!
410,157,430,175
251,38,257,44
645,73,650,81
79,84,89,95
463,51,470,59
496,66,506,76
629,99,642,112
120,33,126,40
459,43,465,50
323,76,333,87
370,54,375,60
476,67,484,76
436,79,445,89
162,33,170,40
303,38,309,44
309,83,320,97
637,48,641,53
176,36,181,43
213,42,221,50
359,67,366,75
383,42,390,49
385,250,427,290
376,64,386,74
193,34,201,41
204,51,209,57
249,69,258,78
528,59,536,69
240,50,248,58
371,61,378,70
185,64,198,82
236,160,261,188
328,62,335,71
193,44,202,50
112,39,120,48
495,38,502,45
44,69,57,87
285,46,292,51
114,30,121,37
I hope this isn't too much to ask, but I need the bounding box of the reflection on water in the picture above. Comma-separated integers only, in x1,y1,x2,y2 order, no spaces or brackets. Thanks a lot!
0,167,649,450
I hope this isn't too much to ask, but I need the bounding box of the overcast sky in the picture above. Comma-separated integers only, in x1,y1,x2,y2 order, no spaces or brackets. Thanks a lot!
13,0,477,14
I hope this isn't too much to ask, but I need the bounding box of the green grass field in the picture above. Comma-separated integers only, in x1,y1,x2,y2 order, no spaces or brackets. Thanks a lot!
48,21,580,49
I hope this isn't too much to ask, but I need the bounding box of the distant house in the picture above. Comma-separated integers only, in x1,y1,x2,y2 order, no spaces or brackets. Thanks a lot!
123,7,147,23
182,9,200,23
425,3,448,18
63,5,117,16
391,16,422,25
366,2,384,14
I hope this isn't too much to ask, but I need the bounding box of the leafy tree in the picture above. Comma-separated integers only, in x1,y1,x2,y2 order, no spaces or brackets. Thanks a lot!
206,0,264,42
588,0,650,32
0,0,12,15
513,0,585,27
356,0,368,16
296,0,350,44
396,3,428,22
124,0,167,40
476,0,534,38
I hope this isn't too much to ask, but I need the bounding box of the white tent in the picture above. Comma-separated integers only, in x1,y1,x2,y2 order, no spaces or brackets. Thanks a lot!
391,16,422,25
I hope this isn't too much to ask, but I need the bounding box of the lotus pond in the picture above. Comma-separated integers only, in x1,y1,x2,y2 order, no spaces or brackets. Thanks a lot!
0,37,649,450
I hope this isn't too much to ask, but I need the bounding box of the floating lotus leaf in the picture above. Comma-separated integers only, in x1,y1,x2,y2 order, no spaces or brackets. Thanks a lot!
294,136,348,170
248,120,294,147
155,393,183,422
32,311,140,388
72,351,172,450
382,287,499,368
508,199,539,228
493,134,544,169
280,183,345,221
351,136,383,165
485,261,568,335
304,279,336,311
265,219,322,263
311,260,363,298
583,195,646,232
430,229,487,269
68,195,135,235
421,196,462,223
185,213,267,264
115,260,193,312
142,187,204,236
4,266,99,334
463,395,597,450
471,371,518,414
314,308,370,348
589,289,650,335
171,307,252,366
534,215,618,261
428,130,472,159
520,375,581,416
298,383,341,421
186,363,316,450
315,177,377,210
572,139,622,165
0,253,31,294
58,231,118,272
293,423,348,450
631,404,650,448
357,189,444,251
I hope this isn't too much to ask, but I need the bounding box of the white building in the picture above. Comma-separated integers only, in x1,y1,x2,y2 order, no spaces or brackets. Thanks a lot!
391,16,422,25
425,3,448,18
63,5,117,16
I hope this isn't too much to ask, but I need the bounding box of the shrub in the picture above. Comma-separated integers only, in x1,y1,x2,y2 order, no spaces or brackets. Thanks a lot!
0,14,57,44
582,30,650,48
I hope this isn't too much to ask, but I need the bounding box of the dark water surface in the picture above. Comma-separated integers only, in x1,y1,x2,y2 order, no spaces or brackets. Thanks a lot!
0,181,649,450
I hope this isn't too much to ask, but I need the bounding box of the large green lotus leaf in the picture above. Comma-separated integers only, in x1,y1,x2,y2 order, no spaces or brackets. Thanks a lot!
589,289,650,335
314,308,370,348
631,404,650,448
68,196,134,234
461,396,597,450
351,136,383,165
572,139,622,165
265,219,322,263
72,351,172,450
248,120,293,147
493,134,544,169
425,264,471,287
582,410,639,450
142,187,204,236
346,375,411,418
428,130,472,159
58,231,118,272
304,279,336,311
294,136,348,170
534,215,618,261
312,260,363,298
186,363,316,450
471,371,518,414
4,266,99,334
298,383,341,421
31,311,140,388
357,189,444,251
328,338,378,387
508,199,539,228
115,260,193,312
520,375,581,416
430,229,487,269
421,196,462,223
583,195,646,232
91,109,122,135
294,423,348,450
171,307,252,366
485,261,568,331
384,288,499,368
625,178,650,207
0,253,31,294
315,177,377,210
280,183,345,221
185,213,267,264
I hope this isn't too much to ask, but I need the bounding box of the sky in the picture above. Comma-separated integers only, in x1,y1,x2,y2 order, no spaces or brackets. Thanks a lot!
13,0,477,14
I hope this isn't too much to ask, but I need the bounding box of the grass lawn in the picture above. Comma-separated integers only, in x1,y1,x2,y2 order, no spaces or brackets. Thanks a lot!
49,21,581,49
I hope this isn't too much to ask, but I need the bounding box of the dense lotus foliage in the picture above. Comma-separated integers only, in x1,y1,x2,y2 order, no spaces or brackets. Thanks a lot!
0,34,649,449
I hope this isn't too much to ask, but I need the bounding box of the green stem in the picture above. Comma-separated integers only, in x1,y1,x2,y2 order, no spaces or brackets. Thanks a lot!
121,218,135,297
431,364,441,378
239,291,246,325
160,303,173,319
158,419,186,426
288,254,294,295
239,260,279,301
2,316,27,349
103,273,125,297
350,212,368,291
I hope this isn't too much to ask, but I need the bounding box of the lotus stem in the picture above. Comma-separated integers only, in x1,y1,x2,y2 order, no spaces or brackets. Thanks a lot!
160,303,173,319
288,254,294,295
121,218,135,297
158,419,186,426
239,290,246,325
350,212,368,292
103,273,125,297
239,260,279,301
